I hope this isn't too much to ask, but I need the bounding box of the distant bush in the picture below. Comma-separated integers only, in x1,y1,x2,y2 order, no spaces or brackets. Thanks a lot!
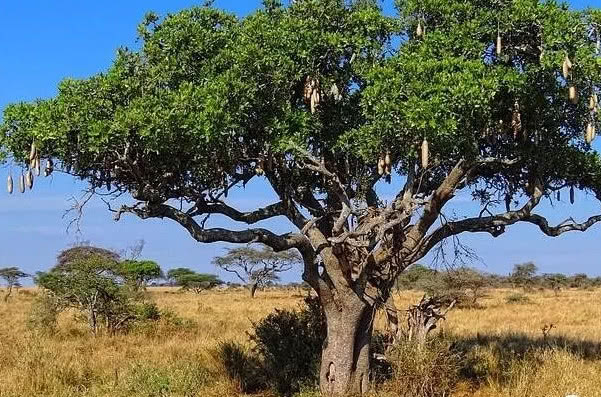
505,293,532,305
27,293,60,334
135,302,161,322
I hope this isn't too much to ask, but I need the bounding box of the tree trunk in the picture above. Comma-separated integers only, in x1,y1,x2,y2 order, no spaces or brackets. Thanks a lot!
249,282,258,298
319,303,374,395
4,285,12,302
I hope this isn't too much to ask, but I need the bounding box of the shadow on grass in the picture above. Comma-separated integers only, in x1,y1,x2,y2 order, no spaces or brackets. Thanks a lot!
450,331,601,384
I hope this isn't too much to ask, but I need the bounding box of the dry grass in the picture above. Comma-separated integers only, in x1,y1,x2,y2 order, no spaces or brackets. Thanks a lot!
0,287,600,396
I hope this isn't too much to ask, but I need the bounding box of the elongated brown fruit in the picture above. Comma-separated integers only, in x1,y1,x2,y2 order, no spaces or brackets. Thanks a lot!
569,86,578,104
384,151,391,167
29,142,36,162
19,174,25,194
421,139,429,169
377,157,385,176
496,34,502,56
562,58,570,79
570,186,575,205
34,157,40,176
7,174,13,194
416,21,423,37
586,122,596,144
591,95,597,111
26,170,33,190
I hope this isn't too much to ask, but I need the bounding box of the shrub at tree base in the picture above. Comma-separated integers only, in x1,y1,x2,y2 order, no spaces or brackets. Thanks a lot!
379,336,462,397
219,296,325,396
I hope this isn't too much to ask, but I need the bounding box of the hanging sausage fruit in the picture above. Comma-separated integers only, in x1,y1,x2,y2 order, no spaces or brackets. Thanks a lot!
570,186,575,204
19,174,25,194
6,174,13,194
585,122,596,144
562,55,572,79
377,154,385,176
26,169,34,190
511,101,522,139
384,151,391,175
569,86,578,104
421,139,429,169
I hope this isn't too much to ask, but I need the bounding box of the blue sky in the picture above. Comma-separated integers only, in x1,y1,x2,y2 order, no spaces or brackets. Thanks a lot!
0,0,599,283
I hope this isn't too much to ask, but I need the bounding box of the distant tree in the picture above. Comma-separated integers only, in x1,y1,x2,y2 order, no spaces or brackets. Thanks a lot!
36,246,147,334
511,262,538,290
213,245,301,298
395,264,437,291
0,267,29,302
120,260,164,290
542,273,568,295
569,273,589,289
167,267,222,293
445,267,490,306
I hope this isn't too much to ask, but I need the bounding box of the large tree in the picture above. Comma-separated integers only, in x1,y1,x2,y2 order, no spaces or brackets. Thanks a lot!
213,244,301,297
1,0,600,394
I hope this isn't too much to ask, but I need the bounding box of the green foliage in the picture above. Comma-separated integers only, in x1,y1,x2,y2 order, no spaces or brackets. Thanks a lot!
219,297,325,396
167,268,222,294
26,292,60,334
35,245,158,334
216,341,266,394
135,301,162,322
397,265,489,307
510,262,538,289
120,260,164,288
213,244,300,294
250,296,325,396
0,266,29,302
505,293,532,305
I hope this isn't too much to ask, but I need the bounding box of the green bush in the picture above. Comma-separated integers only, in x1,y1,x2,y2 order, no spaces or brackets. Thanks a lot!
219,297,325,396
505,293,532,305
135,301,161,321
26,293,61,334
250,296,325,396
216,341,266,393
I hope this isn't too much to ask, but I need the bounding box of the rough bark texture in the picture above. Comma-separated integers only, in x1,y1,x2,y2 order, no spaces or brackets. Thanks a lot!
320,301,374,396
406,295,456,346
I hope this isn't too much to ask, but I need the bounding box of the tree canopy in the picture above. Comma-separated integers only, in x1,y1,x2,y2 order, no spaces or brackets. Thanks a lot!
213,244,301,297
167,268,222,293
1,0,600,394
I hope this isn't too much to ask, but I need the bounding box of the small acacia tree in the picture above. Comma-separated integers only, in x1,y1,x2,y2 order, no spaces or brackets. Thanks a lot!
120,260,163,289
213,245,301,297
1,1,601,394
167,268,222,293
511,262,539,290
0,267,29,302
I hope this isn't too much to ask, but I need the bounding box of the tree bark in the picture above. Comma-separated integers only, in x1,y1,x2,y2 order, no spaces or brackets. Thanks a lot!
319,302,374,395
249,282,258,298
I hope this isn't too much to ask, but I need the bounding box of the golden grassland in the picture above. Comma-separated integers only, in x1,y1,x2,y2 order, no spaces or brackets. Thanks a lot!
0,287,600,397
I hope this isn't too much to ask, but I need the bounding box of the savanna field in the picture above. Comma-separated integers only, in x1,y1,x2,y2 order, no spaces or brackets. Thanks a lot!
0,287,600,397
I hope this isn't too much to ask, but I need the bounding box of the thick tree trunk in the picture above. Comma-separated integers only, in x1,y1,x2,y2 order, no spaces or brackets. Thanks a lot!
249,282,258,298
319,303,374,395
